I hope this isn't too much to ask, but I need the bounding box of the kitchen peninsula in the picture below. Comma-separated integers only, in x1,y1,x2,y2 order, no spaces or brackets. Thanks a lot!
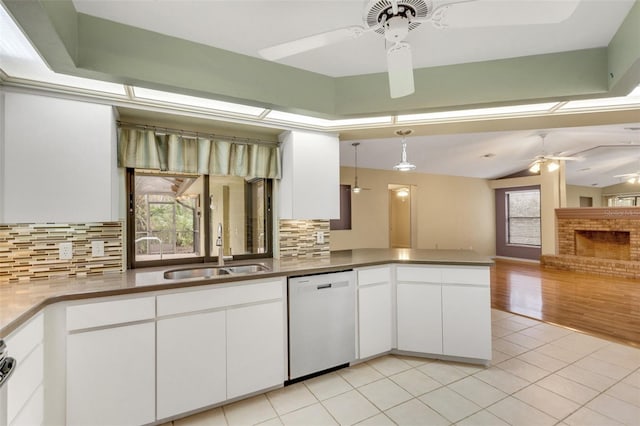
1,248,492,425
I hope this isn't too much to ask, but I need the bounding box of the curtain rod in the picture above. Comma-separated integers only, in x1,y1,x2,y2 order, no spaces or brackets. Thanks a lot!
117,121,279,146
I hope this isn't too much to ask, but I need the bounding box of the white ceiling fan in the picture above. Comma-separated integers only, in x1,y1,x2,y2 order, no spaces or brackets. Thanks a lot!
528,132,580,173
351,142,371,193
258,0,581,99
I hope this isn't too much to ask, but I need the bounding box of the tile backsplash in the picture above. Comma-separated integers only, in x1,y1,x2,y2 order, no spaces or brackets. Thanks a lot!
279,220,330,258
0,222,123,283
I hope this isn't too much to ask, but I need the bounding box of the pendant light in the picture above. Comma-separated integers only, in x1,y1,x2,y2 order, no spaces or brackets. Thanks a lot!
351,142,370,193
393,129,416,172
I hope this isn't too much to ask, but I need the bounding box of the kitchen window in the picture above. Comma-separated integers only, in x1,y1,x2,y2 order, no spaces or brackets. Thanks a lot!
127,169,273,268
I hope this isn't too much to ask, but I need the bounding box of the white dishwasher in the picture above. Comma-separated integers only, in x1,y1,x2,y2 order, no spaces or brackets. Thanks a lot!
288,270,356,380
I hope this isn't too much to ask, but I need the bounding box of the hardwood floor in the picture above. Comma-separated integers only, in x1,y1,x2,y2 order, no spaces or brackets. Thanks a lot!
491,258,640,347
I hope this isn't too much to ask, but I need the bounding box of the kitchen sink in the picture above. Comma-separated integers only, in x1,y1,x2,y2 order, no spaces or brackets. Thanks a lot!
164,263,270,280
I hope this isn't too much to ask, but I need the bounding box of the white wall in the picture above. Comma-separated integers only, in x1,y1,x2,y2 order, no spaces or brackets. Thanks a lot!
1,92,119,223
566,185,603,207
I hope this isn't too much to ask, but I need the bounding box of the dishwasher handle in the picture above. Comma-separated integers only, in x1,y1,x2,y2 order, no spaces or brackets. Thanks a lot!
317,280,350,290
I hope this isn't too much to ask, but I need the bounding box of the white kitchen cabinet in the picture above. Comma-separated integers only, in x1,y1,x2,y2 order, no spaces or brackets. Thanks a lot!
227,300,285,399
441,268,492,360
395,265,491,362
1,92,119,223
357,267,393,359
157,311,226,420
397,282,443,354
4,312,44,426
66,297,156,426
278,130,340,219
155,277,286,417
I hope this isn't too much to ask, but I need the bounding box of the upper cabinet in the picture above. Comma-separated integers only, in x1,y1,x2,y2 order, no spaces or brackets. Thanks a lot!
278,130,340,220
1,92,119,223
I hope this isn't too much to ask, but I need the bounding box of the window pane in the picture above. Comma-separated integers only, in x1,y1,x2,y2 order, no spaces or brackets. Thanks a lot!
210,176,268,256
134,172,203,261
507,190,540,246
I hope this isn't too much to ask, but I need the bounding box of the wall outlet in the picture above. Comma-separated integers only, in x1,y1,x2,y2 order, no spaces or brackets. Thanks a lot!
59,242,73,260
91,240,105,257
316,231,325,244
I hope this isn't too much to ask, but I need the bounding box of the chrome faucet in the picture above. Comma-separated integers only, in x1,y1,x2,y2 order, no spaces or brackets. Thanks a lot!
216,222,225,266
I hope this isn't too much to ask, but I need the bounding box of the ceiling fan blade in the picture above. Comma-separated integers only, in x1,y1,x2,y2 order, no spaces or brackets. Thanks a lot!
613,173,639,178
547,156,579,161
439,0,580,28
387,42,414,98
259,26,366,61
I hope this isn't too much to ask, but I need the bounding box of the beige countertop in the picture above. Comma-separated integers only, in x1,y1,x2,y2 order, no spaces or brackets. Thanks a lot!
0,248,492,337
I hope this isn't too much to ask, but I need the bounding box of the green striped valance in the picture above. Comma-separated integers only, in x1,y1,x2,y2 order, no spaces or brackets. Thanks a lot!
117,128,281,179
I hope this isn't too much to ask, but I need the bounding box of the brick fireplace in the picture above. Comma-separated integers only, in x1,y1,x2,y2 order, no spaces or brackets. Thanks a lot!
541,207,640,279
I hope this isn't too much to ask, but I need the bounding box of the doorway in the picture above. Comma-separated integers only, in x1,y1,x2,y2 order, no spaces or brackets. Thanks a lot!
389,184,413,248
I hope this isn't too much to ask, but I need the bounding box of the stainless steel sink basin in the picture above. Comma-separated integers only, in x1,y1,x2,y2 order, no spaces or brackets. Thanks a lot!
225,264,270,274
164,263,270,280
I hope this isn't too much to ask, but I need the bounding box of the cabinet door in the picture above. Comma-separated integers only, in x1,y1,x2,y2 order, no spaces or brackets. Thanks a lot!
442,285,491,360
396,283,442,354
227,301,285,399
66,322,155,426
358,283,392,359
157,311,226,420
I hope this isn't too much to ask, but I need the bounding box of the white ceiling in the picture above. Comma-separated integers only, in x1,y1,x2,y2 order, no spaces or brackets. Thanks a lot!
341,124,640,187
2,1,639,188
73,0,634,78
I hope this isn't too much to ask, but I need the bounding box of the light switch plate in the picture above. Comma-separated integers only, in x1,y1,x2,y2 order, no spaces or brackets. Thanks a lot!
91,240,105,257
316,231,325,244
59,242,73,260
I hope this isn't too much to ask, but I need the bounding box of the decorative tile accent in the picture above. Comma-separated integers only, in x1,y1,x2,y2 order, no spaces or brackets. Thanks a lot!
278,220,330,258
0,222,123,283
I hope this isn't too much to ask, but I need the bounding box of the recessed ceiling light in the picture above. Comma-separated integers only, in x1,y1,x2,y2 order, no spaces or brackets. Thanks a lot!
578,167,591,172
482,153,496,158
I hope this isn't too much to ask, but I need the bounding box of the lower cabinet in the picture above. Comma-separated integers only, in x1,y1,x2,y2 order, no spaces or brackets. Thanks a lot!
442,285,491,360
66,322,156,426
4,312,44,426
157,311,226,420
396,282,442,354
394,265,491,361
227,301,285,399
357,267,393,359
154,278,286,421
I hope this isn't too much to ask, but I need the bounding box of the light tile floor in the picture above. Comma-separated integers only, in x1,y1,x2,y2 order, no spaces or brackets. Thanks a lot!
168,309,640,426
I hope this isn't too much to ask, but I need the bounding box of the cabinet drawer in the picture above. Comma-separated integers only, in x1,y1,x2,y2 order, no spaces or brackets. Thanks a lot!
357,267,391,286
396,266,441,283
66,296,156,331
6,312,43,362
157,279,284,317
441,267,490,286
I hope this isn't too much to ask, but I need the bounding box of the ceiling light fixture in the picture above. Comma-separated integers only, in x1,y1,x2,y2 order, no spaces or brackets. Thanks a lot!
393,129,416,172
529,161,541,173
546,161,560,172
351,142,370,193
396,188,410,197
